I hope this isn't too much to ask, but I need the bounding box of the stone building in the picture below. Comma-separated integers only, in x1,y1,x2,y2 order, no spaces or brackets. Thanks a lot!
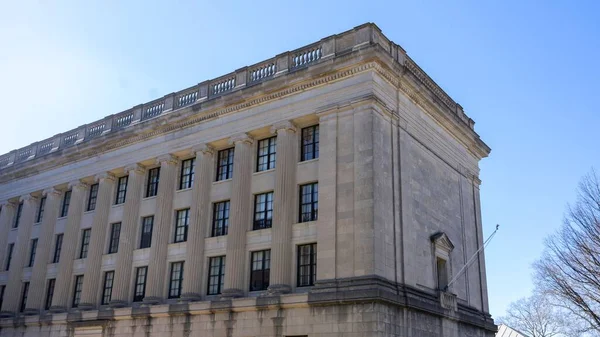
0,23,494,336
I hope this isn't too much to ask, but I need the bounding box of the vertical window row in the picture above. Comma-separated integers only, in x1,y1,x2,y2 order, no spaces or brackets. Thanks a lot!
146,167,160,197
60,191,71,218
87,183,99,211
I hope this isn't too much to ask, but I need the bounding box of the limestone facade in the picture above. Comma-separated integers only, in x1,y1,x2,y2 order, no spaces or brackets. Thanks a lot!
0,23,494,337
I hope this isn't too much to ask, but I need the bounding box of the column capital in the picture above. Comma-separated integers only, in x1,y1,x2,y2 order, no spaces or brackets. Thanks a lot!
124,163,146,175
19,194,38,203
0,200,17,209
42,188,62,198
94,172,116,183
192,144,215,156
228,133,253,146
68,180,88,191
270,120,297,134
156,154,179,166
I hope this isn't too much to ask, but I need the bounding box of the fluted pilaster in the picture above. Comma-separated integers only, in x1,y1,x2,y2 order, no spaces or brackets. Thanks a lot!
268,121,298,294
1,194,38,315
109,164,145,307
222,133,253,298
182,145,214,301
143,155,178,304
0,202,16,277
50,181,88,312
78,173,116,310
24,188,62,314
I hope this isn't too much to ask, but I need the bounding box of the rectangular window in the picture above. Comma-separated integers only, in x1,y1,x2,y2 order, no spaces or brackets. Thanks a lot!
79,229,91,259
253,192,273,230
0,285,5,312
28,238,38,267
133,266,147,302
52,234,63,263
250,250,270,291
60,191,71,218
20,282,29,312
211,201,230,237
301,125,319,161
437,257,448,291
5,243,14,271
174,209,189,243
13,201,23,228
140,216,154,249
179,158,195,190
102,271,114,305
87,184,99,211
146,167,160,197
45,279,55,310
299,183,318,222
297,243,317,287
207,256,226,295
37,196,46,223
257,136,276,172
216,148,234,181
115,176,128,204
168,262,184,299
108,223,121,254
72,275,84,308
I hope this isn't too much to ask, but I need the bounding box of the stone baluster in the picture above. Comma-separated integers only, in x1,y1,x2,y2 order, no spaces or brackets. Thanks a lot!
0,194,37,315
268,121,298,294
143,155,178,304
181,145,214,301
222,133,253,298
78,173,116,310
0,202,16,274
24,188,62,314
50,181,88,312
110,165,145,307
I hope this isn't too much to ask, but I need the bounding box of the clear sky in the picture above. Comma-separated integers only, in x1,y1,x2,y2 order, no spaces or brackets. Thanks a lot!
1,1,599,318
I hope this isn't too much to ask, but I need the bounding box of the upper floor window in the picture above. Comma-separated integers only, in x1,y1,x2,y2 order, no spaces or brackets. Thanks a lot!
28,238,38,267
108,223,121,254
211,201,230,237
133,266,147,302
297,243,317,287
36,197,46,223
45,279,56,310
79,229,91,259
60,191,71,218
13,201,23,228
140,216,154,249
52,234,63,264
257,137,276,172
87,184,99,211
72,275,84,308
174,209,189,243
146,167,160,197
102,271,114,305
0,285,4,310
301,125,319,161
115,176,128,204
216,148,234,181
5,243,14,271
20,282,29,312
179,159,195,190
168,261,184,299
299,183,318,223
250,250,270,291
253,192,273,230
207,256,225,295
437,257,449,291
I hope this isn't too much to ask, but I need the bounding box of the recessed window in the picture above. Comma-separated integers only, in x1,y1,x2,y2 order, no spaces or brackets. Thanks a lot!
301,125,319,161
79,229,91,259
72,275,84,308
108,223,121,254
140,216,154,249
437,257,448,291
297,243,317,287
257,136,276,172
211,201,230,237
207,256,225,295
115,176,128,204
0,285,4,310
253,192,273,230
14,201,23,228
52,234,63,263
60,191,71,217
102,271,114,305
299,183,318,222
168,261,184,299
250,250,270,291
45,279,55,310
28,238,38,267
216,148,234,181
133,266,147,302
20,282,29,312
87,184,99,211
146,167,160,197
174,209,189,243
5,243,14,271
37,197,46,223
179,158,195,190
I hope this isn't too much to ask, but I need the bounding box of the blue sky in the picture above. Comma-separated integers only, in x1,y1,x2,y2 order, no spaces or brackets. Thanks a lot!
1,1,599,317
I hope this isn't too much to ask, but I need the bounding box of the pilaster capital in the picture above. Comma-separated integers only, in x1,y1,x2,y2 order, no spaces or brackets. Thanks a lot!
0,201,17,209
68,180,88,191
94,172,116,183
156,154,179,166
124,163,146,175
270,120,297,135
192,144,215,156
42,188,62,198
19,194,38,203
472,176,482,187
228,133,253,146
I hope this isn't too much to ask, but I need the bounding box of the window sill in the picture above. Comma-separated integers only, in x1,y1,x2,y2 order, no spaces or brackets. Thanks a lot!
142,195,157,200
299,158,319,165
33,222,41,226
83,210,95,214
253,168,274,176
176,187,192,193
57,216,67,220
248,290,268,297
111,203,124,209
213,178,232,185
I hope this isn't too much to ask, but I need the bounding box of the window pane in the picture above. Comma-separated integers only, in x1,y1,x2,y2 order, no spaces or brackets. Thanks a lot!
87,184,99,211
297,243,317,287
174,209,189,243
53,234,63,263
212,201,230,237
108,223,121,254
140,216,154,249
134,266,147,302
169,262,184,298
207,256,225,295
179,159,195,189
146,168,160,197
301,125,319,161
102,271,114,305
250,250,270,291
217,148,234,181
